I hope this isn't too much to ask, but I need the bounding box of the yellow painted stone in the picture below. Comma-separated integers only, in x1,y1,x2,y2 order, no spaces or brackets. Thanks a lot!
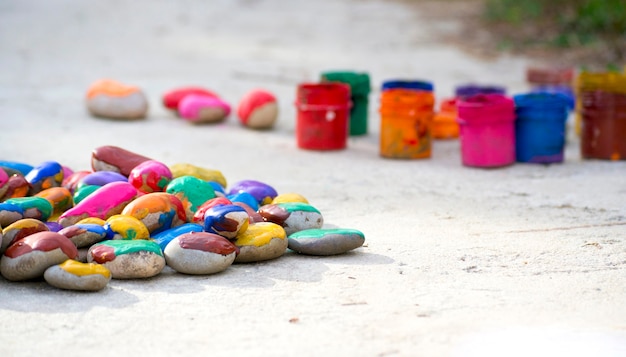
271,192,309,204
76,217,106,226
105,214,150,240
234,222,285,247
169,163,227,188
59,259,111,278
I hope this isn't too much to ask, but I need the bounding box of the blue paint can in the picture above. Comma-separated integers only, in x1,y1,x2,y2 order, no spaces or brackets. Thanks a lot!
514,93,570,164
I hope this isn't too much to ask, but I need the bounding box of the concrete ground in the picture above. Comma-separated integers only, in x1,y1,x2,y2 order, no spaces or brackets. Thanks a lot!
0,0,625,356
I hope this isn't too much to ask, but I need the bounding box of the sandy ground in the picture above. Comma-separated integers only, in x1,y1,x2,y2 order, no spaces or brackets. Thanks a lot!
1,0,625,356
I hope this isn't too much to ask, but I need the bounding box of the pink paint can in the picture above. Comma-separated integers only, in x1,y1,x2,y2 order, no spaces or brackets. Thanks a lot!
456,94,516,168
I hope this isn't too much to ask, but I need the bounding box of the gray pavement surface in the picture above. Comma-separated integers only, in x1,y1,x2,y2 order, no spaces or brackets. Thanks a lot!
1,1,625,356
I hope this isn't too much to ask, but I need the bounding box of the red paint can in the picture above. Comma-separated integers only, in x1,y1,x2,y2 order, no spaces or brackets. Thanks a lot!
295,83,352,150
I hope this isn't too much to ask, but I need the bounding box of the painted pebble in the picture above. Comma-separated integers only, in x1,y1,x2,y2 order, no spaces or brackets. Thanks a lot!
78,171,127,188
24,161,64,195
1,218,49,254
192,196,232,223
271,192,309,204
103,215,150,240
0,231,78,281
73,185,100,204
232,201,265,223
87,240,165,279
162,87,218,111
232,222,287,263
34,187,73,219
59,223,108,248
0,161,34,176
164,232,239,275
227,191,259,211
0,202,24,228
165,176,216,218
178,94,231,124
203,204,249,239
258,202,324,235
152,223,203,251
44,259,111,291
5,196,53,222
91,145,152,176
128,160,173,194
121,192,187,234
0,168,8,198
0,174,30,201
237,89,279,129
228,179,277,206
288,228,365,256
169,163,227,188
86,79,148,119
62,170,91,194
58,181,138,227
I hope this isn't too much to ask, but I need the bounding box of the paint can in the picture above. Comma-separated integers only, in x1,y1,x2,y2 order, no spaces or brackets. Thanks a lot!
456,94,516,168
382,80,434,92
514,93,570,163
295,83,352,150
320,71,371,136
432,98,459,139
379,88,434,159
580,90,626,160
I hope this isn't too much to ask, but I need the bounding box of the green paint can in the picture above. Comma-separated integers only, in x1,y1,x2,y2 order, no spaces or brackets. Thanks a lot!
321,71,371,136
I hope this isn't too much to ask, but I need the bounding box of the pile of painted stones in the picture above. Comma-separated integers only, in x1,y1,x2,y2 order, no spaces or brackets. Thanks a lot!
0,145,365,291
86,79,279,129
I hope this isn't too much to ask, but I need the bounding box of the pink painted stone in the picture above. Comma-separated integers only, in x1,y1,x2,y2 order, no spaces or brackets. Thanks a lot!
128,160,173,194
162,87,218,111
237,89,278,129
178,94,231,124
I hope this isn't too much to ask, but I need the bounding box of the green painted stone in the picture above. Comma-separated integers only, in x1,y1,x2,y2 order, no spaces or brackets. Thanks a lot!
288,228,365,256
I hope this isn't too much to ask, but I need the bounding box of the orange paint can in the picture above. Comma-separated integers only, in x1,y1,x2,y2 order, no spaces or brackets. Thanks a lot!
379,88,434,159
432,98,459,139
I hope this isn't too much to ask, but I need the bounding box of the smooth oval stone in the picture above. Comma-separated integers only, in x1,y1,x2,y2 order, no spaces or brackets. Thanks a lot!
59,223,108,248
258,202,323,235
0,174,30,201
128,160,172,194
237,89,278,129
0,202,24,227
0,231,78,281
103,214,150,240
232,222,287,263
152,223,203,252
0,161,34,176
1,218,50,254
44,259,111,291
271,192,309,204
164,232,238,275
169,163,227,188
73,185,100,204
162,87,218,111
203,204,249,239
78,171,128,189
24,161,63,195
165,176,216,218
86,79,148,119
58,181,138,227
91,145,152,177
178,94,231,124
228,180,277,206
288,228,365,256
62,170,91,194
5,196,53,221
34,187,73,219
208,182,226,196
227,191,259,211
121,192,187,234
87,240,165,279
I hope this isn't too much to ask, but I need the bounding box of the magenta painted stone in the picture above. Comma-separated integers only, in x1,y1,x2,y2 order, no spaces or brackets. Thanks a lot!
128,160,173,194
178,94,231,124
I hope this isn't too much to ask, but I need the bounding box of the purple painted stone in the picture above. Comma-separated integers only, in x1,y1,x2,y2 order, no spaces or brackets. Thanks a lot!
227,180,278,206
46,222,64,232
80,171,128,187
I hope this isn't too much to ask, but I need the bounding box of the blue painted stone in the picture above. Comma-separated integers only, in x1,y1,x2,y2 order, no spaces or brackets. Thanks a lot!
152,223,204,252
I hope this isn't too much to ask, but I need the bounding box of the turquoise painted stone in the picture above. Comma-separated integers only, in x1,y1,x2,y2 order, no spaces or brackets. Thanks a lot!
4,196,53,222
165,175,216,217
87,240,165,279
258,202,323,235
288,228,365,256
73,185,100,204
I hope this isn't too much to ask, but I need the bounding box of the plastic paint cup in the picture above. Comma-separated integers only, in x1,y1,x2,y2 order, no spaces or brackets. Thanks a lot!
456,94,516,168
321,71,371,136
432,98,459,139
295,83,352,151
455,84,506,99
580,90,626,161
379,88,434,159
514,93,569,163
